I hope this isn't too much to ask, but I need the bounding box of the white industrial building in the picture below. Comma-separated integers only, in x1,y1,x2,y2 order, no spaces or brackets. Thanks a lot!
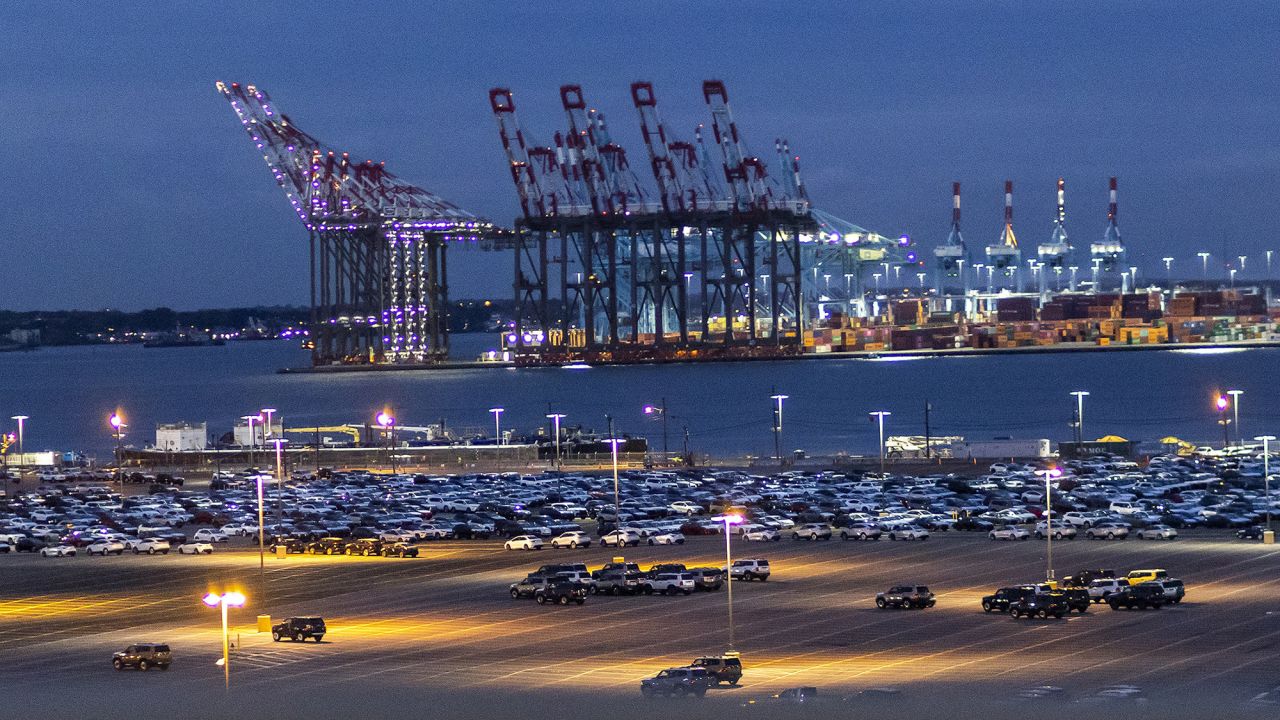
233,418,283,447
155,422,208,452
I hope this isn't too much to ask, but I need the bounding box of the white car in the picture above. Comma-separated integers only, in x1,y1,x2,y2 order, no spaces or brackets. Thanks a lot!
377,530,416,543
1085,523,1130,540
990,526,1031,541
600,529,641,548
742,527,781,542
669,501,702,515
1136,524,1178,540
886,525,930,541
549,531,592,549
177,542,214,555
504,535,544,551
1033,523,1077,540
646,531,685,546
413,525,452,540
643,572,696,595
41,545,77,557
86,540,125,556
219,523,255,536
132,539,171,555
193,529,229,543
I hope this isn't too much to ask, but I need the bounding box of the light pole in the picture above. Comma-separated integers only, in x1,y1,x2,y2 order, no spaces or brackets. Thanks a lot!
1198,252,1210,282
260,408,276,448
606,423,623,531
769,392,788,463
1239,255,1247,274
1256,435,1275,536
1068,265,1078,292
643,399,669,462
10,415,27,470
715,513,744,649
489,407,504,445
271,438,287,534
1036,467,1063,581
869,411,891,474
109,412,126,491
1216,395,1231,450
1162,257,1173,287
242,415,260,466
1227,390,1243,445
1267,250,1274,277
376,411,396,472
202,591,246,690
255,470,267,587
546,413,565,470
1070,391,1090,445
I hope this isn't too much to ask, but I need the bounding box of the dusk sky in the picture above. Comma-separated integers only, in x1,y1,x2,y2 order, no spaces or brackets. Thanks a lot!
4,1,1278,311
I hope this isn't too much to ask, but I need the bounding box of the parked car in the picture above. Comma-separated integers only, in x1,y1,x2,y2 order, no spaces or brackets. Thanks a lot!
1236,525,1266,540
982,586,1035,613
1009,593,1069,619
1125,569,1169,586
600,529,641,548
1136,524,1178,540
345,538,384,556
86,539,125,556
40,544,77,558
535,579,587,605
728,558,770,581
1156,579,1185,604
193,529,228,543
504,535,544,551
839,523,882,541
887,525,930,541
1086,578,1132,603
1062,568,1115,588
640,667,714,698
272,616,327,642
742,527,780,542
380,542,419,558
647,531,686,546
687,567,724,591
1085,522,1130,540
595,570,644,595
643,572,696,595
176,542,213,555
1107,583,1165,610
687,654,742,685
876,585,935,609
791,523,832,541
990,527,1031,541
112,643,171,671
549,531,592,549
1034,522,1077,540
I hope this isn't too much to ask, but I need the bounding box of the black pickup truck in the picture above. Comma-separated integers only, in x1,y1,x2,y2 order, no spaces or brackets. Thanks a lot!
272,616,327,642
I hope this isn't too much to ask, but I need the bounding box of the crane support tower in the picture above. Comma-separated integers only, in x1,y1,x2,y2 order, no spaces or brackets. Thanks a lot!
1037,177,1072,292
1091,176,1126,287
985,180,1022,291
934,181,969,293
490,80,833,365
215,81,512,366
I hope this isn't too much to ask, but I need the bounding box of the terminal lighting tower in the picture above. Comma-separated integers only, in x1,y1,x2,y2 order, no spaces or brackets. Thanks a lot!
934,182,969,294
1037,178,1072,293
985,180,1022,291
1090,177,1126,288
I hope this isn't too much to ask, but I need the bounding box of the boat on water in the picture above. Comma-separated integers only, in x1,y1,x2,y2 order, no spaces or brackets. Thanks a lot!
143,330,225,349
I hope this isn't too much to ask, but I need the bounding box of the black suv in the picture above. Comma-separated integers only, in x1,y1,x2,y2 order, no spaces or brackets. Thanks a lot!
307,537,347,555
272,616,326,642
596,571,644,595
876,585,936,609
380,541,418,558
640,667,714,697
270,537,308,554
1108,583,1165,611
112,643,172,671
1058,587,1091,613
535,579,587,605
645,562,687,578
1009,593,1069,619
1063,568,1115,587
981,586,1035,613
592,561,639,579
345,538,383,556
687,655,742,685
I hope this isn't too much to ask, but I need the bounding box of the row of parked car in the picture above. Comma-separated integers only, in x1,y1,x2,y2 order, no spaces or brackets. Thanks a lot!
510,558,772,604
981,568,1186,619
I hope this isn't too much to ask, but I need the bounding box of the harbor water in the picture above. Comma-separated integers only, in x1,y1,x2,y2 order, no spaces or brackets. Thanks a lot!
0,336,1274,459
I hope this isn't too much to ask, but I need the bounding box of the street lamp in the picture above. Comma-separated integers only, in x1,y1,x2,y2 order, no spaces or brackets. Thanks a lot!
109,412,126,490
1256,435,1276,536
606,425,623,533
1162,257,1174,287
10,415,27,469
1069,391,1090,445
271,438,287,534
546,413,566,470
1198,252,1211,281
714,513,745,649
643,399,669,461
202,590,246,690
869,411,891,474
260,408,277,447
1216,395,1231,450
489,407,504,446
1036,467,1063,581
242,415,260,466
1227,390,1243,445
769,392,788,463
376,411,396,472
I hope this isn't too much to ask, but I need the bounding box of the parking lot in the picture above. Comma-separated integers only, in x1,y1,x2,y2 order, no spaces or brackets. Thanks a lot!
4,528,1280,719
